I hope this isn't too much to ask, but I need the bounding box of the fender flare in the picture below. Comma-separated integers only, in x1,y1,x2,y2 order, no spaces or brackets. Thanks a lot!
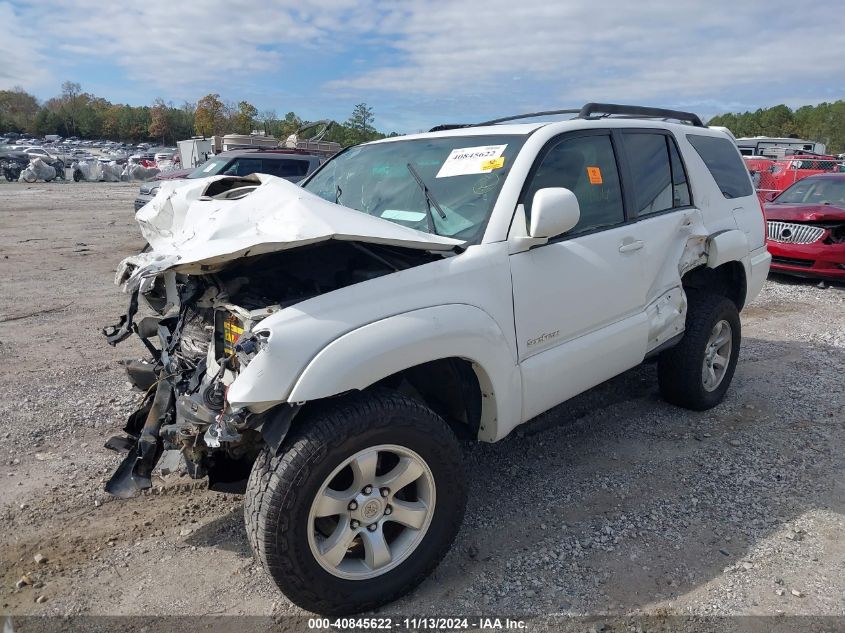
287,304,522,442
707,229,748,269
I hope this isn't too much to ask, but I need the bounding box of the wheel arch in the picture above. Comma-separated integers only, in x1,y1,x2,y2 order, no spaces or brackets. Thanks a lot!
682,260,747,310
286,304,521,442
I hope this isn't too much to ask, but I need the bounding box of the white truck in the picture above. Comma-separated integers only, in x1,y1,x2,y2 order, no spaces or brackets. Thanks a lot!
103,103,771,614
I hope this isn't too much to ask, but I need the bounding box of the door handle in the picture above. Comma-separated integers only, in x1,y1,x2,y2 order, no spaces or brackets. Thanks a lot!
619,239,644,253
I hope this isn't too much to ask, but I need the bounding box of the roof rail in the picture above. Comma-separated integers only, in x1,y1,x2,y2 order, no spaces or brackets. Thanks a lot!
428,103,704,132
578,102,704,127
475,109,581,127
429,109,579,132
429,123,472,132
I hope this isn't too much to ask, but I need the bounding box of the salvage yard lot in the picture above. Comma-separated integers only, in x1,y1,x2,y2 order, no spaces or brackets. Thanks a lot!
0,182,842,621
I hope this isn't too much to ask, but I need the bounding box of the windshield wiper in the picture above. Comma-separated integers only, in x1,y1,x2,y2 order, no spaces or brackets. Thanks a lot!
406,163,447,234
334,184,343,204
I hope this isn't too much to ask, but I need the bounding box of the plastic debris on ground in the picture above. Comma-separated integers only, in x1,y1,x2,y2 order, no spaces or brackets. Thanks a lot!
155,159,178,173
73,160,104,182
100,161,123,182
122,163,160,181
18,157,57,182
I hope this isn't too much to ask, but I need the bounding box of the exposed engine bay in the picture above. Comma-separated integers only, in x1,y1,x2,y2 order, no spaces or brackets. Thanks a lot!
101,174,464,497
103,240,438,497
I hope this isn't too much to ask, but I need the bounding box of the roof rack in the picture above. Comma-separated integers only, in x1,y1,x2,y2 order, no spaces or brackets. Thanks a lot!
428,102,704,132
429,110,578,132
578,103,704,127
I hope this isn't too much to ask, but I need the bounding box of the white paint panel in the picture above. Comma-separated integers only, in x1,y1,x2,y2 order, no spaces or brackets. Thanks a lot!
520,312,648,421
117,174,464,291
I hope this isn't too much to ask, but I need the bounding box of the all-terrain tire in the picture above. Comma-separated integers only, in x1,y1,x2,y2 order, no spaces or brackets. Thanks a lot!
658,291,741,411
244,390,466,614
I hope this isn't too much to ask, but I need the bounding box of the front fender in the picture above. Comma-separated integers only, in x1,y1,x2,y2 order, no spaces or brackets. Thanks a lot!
286,304,522,442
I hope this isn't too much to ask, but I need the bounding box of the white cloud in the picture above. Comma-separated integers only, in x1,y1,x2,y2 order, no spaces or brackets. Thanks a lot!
4,0,843,129
11,0,370,97
0,3,52,90
328,1,845,116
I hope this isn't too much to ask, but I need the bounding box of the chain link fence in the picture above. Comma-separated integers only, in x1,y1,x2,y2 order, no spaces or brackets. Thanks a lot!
746,156,845,204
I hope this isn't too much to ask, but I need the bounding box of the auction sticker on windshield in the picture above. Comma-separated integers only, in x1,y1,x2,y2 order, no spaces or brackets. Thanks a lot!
436,145,507,178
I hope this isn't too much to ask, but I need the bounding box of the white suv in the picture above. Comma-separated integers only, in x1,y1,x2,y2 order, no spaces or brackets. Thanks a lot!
104,103,771,614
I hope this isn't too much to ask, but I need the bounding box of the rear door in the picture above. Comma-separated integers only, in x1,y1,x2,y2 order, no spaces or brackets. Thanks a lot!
616,129,696,305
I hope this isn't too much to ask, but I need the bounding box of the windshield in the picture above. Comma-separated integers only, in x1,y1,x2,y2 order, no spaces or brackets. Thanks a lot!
187,157,230,179
302,135,527,240
776,178,845,206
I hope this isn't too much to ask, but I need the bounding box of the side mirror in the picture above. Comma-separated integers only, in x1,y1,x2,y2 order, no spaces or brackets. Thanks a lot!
763,191,778,202
529,188,580,239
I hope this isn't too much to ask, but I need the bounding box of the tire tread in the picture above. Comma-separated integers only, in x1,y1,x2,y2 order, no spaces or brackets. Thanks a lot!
244,390,465,614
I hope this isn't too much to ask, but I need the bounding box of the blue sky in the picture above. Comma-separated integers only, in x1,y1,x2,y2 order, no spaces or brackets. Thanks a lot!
1,0,843,133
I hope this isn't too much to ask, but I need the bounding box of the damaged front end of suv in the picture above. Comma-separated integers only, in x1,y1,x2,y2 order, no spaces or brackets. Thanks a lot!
102,174,462,497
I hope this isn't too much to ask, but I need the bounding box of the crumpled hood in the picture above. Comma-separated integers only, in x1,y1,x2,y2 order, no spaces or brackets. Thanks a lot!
118,173,463,292
764,202,845,222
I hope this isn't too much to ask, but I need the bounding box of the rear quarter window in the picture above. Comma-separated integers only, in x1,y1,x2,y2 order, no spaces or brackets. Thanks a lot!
686,134,753,199
262,158,310,178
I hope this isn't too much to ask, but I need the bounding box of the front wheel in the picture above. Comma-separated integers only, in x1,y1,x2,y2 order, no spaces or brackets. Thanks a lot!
658,291,741,410
244,390,466,614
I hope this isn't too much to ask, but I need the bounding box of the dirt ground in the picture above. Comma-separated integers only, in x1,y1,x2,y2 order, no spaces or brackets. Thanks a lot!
0,182,842,627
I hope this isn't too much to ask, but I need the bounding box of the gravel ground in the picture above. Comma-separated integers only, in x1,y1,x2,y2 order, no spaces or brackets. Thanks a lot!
0,182,842,629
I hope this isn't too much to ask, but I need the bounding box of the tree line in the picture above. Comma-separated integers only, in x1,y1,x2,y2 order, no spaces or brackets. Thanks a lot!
0,82,391,147
707,101,845,154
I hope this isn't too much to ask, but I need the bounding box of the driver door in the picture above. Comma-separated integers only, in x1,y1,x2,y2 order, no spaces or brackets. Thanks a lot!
509,131,650,421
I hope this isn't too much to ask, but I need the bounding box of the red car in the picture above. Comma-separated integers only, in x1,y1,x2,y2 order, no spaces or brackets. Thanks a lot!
764,173,845,280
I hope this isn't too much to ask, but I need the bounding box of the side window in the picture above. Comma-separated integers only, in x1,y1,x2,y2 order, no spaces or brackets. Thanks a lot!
623,133,672,216
263,158,310,178
524,134,624,235
622,132,691,216
686,134,754,199
668,137,691,207
226,158,263,177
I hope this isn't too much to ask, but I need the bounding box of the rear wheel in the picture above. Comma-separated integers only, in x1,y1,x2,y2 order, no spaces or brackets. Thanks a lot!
244,390,466,614
658,292,741,410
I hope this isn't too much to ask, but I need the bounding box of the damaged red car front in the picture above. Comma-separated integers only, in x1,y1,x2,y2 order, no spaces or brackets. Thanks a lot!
764,173,845,280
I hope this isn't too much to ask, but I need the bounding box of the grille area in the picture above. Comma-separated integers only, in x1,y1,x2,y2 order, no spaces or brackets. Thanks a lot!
767,221,825,244
771,255,813,268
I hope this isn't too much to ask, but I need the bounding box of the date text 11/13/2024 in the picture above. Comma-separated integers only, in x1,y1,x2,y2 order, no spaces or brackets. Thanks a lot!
307,617,528,630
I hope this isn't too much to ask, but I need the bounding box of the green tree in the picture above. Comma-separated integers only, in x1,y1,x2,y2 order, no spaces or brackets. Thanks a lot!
257,108,277,136
708,100,845,154
279,111,301,138
760,104,794,136
234,101,258,135
0,87,39,133
149,98,171,144
58,81,87,137
345,102,376,144
32,107,62,137
194,93,227,136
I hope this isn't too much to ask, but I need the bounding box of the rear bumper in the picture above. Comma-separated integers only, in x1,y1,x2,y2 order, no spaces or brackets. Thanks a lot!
745,246,771,304
766,239,845,280
134,194,153,212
